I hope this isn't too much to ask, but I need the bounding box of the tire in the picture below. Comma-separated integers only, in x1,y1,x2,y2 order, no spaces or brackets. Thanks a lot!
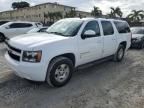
46,57,74,87
114,45,125,62
138,42,144,49
0,34,5,42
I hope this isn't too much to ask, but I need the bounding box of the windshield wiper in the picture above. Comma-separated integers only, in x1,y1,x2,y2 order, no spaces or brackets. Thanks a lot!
47,32,65,36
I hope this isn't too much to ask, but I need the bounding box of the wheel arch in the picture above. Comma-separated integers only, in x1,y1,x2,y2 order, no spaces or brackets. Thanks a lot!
49,53,76,67
0,32,5,37
119,41,127,49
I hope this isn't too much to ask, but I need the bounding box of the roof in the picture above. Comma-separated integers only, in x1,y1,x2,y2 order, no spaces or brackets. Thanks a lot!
62,17,126,22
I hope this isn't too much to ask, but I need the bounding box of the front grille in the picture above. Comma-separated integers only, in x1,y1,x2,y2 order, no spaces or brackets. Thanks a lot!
5,42,21,53
8,51,20,61
5,42,21,61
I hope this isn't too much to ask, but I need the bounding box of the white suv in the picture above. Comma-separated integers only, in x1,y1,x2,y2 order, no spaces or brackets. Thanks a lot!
5,18,131,87
0,21,43,42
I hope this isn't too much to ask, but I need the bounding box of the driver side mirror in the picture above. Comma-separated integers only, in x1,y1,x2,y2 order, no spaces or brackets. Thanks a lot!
81,30,96,39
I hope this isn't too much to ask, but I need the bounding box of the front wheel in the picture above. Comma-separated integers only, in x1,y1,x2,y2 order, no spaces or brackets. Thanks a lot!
114,45,125,62
46,57,74,87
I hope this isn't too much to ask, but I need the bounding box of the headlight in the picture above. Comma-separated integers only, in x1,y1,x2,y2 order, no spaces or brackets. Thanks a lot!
22,51,42,62
136,37,142,41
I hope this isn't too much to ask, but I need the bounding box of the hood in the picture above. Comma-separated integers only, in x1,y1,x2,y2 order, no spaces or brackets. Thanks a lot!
132,34,144,39
10,33,69,48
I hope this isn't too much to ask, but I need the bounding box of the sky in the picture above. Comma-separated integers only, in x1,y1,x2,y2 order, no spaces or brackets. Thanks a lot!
0,0,144,17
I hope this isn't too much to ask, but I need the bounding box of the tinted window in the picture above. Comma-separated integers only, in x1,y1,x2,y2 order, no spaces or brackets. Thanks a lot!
114,21,130,33
9,23,33,28
83,21,100,37
36,23,42,27
101,21,114,36
39,28,47,32
0,21,9,26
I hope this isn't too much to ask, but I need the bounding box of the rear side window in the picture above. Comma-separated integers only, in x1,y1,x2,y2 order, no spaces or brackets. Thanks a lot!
114,21,130,33
36,23,42,27
9,23,33,28
101,21,114,36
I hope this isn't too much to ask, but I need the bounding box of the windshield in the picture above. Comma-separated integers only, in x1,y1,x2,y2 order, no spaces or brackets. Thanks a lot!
46,19,83,37
27,28,39,33
131,28,144,34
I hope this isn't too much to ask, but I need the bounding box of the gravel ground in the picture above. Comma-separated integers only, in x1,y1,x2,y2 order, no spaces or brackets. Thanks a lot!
0,43,144,108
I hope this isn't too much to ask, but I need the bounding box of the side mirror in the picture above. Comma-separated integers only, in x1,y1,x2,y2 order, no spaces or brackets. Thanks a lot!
82,30,96,39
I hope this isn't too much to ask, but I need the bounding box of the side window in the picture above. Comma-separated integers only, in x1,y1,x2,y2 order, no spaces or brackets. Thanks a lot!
39,28,47,32
9,23,33,28
114,21,130,33
101,21,114,36
36,23,42,27
82,21,100,37
9,23,19,28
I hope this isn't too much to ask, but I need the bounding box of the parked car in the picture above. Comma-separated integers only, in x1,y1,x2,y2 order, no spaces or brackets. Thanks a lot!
0,21,43,42
27,27,48,33
0,20,10,26
131,27,144,49
5,18,131,87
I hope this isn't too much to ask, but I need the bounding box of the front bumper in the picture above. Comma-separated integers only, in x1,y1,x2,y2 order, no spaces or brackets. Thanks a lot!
131,39,142,48
5,52,47,81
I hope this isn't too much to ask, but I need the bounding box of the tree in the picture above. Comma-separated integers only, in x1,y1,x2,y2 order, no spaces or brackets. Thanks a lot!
108,7,123,18
65,9,76,18
91,6,102,17
12,1,30,9
127,10,144,22
44,12,63,24
54,12,63,20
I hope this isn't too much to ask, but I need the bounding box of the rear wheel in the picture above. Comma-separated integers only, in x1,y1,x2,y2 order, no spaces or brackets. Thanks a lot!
114,45,125,62
0,34,5,42
46,57,74,87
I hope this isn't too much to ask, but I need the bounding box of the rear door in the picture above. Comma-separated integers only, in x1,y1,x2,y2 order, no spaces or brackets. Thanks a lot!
114,21,131,49
101,20,117,57
78,20,103,64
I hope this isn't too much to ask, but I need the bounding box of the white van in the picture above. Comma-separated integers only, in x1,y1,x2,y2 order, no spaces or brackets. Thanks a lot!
5,18,131,87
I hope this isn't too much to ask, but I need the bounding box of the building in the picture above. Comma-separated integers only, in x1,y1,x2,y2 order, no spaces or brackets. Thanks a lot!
0,2,91,25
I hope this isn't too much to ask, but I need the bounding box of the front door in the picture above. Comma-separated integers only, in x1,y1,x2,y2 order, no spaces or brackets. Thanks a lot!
78,20,103,65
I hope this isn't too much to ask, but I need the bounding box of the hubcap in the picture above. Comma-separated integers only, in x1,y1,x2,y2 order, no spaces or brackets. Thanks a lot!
118,48,124,59
55,64,70,82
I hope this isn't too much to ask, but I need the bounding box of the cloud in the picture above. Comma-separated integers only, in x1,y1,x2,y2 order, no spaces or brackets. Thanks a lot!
0,0,143,17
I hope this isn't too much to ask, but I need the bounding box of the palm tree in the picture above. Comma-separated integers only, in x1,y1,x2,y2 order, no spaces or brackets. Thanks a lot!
108,7,123,18
91,6,102,17
127,10,144,22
